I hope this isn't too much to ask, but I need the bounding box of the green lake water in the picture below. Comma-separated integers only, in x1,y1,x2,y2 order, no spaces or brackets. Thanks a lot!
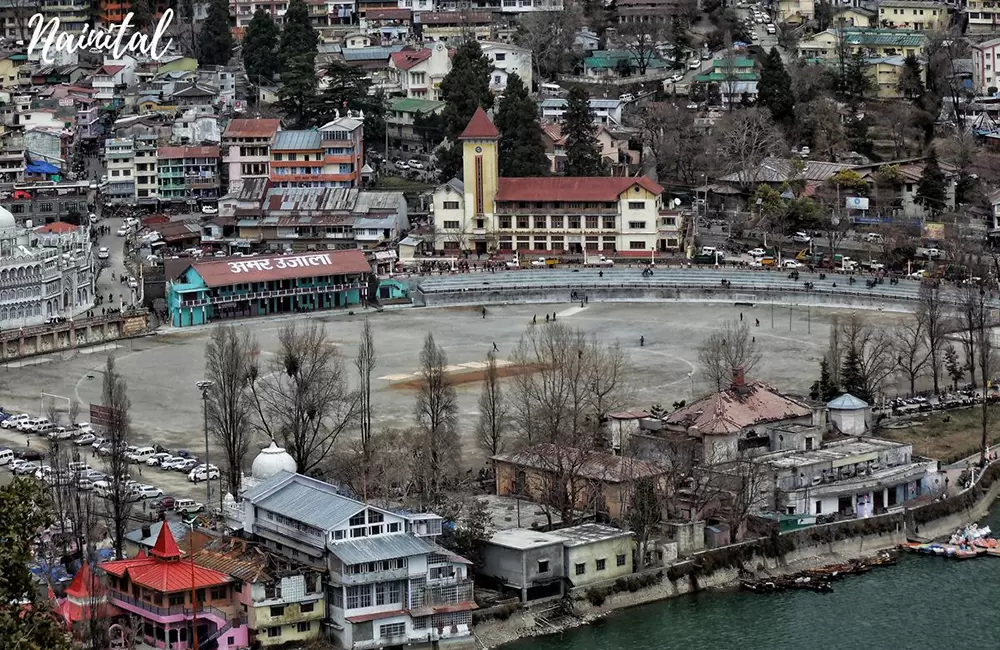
505,508,1000,650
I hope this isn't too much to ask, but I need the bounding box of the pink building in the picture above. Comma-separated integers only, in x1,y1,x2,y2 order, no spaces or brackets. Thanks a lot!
99,524,250,650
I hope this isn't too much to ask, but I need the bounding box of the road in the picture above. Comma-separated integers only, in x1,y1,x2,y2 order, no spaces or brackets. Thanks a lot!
91,215,139,314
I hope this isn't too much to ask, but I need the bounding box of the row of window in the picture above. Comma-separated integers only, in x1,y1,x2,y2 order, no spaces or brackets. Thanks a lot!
266,621,312,637
268,601,315,618
262,509,323,537
380,622,406,638
572,553,628,576
9,201,87,214
345,558,406,574
344,581,403,609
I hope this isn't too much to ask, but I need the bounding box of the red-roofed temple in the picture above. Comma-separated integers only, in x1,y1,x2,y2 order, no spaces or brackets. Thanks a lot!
99,524,249,649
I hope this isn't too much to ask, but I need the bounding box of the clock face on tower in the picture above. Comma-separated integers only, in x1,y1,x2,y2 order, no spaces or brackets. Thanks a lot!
475,146,483,153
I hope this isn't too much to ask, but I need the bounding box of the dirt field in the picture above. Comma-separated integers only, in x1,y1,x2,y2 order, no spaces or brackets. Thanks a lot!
880,406,1000,463
388,363,544,391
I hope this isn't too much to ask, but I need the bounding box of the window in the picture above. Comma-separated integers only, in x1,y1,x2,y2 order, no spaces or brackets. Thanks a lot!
499,217,512,229
380,622,406,637
210,587,227,600
297,622,311,633
568,217,581,229
550,215,564,228
596,558,607,571
334,530,345,540
375,582,388,606
168,594,185,606
346,585,372,609
575,563,586,576
388,522,400,533
629,241,645,250
616,554,627,567
517,217,529,228
816,500,822,514
349,512,366,527
267,627,282,638
329,587,343,608
495,53,506,61
628,201,646,210
270,606,285,617
534,216,546,229
628,221,646,229
603,217,615,229
537,559,550,573
443,201,460,210
662,217,676,226
301,602,315,613
413,616,430,630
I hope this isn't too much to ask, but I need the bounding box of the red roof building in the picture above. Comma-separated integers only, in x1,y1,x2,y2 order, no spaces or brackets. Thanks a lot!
34,221,78,234
99,525,249,649
54,563,119,629
459,107,499,140
390,49,433,71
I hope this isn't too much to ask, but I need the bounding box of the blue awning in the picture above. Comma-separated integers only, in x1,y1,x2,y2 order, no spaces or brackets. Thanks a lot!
25,160,59,174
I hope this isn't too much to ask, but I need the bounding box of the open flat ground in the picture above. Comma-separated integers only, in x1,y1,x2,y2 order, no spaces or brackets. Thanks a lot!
0,302,922,479
881,407,1000,464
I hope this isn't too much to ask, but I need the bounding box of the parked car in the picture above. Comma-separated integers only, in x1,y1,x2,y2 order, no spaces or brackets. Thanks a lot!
15,461,40,476
116,227,128,237
618,93,635,103
2,414,29,429
77,478,94,491
155,496,176,511
146,452,173,467
791,231,812,244
201,205,219,215
97,247,110,260
407,159,425,170
747,247,767,258
176,459,199,472
47,427,76,441
781,260,803,269
91,436,106,450
688,60,700,69
864,232,884,243
188,464,220,482
394,160,410,171
130,484,164,500
174,498,205,515
9,458,29,472
909,269,928,279
160,457,188,471
74,432,96,446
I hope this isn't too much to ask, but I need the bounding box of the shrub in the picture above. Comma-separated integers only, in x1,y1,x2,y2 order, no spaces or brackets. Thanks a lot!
585,587,606,606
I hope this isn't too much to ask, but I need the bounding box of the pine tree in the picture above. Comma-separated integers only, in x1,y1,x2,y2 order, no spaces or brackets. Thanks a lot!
562,86,604,177
897,54,925,100
840,346,869,403
277,0,319,127
818,358,840,401
915,150,947,214
494,73,547,177
945,344,964,389
757,47,794,124
279,0,318,65
438,39,494,180
243,9,280,84
131,0,153,29
198,0,234,67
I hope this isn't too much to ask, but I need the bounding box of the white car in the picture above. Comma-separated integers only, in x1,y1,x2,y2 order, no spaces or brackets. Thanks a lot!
47,427,76,441
407,160,425,170
146,453,173,467
131,484,164,500
97,247,109,260
689,60,701,69
160,456,188,471
201,205,219,215
594,255,614,267
791,232,812,244
531,257,549,267
864,233,884,243
91,436,106,450
909,269,928,279
127,276,139,289
747,248,767,258
2,414,30,429
175,458,199,472
394,160,410,171
15,461,40,476
619,93,635,103
188,464,220,482
781,260,803,269
116,227,128,237
670,73,685,83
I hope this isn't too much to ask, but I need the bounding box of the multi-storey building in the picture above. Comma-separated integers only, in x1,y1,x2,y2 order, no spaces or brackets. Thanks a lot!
437,0,562,12
796,28,927,60
98,0,168,23
966,0,1000,33
223,118,281,195
193,537,326,648
93,65,128,106
37,0,91,34
0,206,94,327
875,0,948,30
134,134,159,205
481,42,533,93
432,108,673,256
972,37,1000,95
230,470,476,650
105,137,136,206
99,524,250,650
269,116,364,188
75,97,103,142
157,145,222,204
418,11,493,42
388,43,452,100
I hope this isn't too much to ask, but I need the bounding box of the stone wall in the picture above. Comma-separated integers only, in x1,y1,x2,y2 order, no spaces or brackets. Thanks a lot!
0,309,152,360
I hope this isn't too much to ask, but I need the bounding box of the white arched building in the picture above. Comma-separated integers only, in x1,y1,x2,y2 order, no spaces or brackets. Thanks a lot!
0,208,94,328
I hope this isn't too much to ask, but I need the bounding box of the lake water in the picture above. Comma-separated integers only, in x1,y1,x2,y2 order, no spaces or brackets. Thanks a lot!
505,508,1000,650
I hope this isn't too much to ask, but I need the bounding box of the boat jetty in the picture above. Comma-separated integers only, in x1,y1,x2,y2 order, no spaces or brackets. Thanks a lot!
900,523,1000,559
740,551,897,595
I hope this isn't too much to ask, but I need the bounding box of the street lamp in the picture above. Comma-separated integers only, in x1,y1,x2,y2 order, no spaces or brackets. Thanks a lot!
195,380,214,508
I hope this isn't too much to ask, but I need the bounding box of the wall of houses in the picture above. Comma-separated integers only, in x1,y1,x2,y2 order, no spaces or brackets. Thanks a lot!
564,538,633,589
481,542,565,597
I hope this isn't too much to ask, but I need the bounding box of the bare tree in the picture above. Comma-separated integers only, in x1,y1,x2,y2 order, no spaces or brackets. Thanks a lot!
413,332,459,504
249,322,360,475
355,318,377,498
101,356,134,560
957,284,997,467
514,1,584,80
715,452,770,540
508,323,631,524
839,314,896,403
476,352,508,461
918,283,948,393
625,475,664,568
69,400,81,427
618,21,665,76
715,108,786,191
204,325,258,498
697,319,763,392
635,102,715,186
892,315,931,396
957,284,984,388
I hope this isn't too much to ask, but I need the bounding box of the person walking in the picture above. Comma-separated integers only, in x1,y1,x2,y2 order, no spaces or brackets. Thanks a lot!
640,335,645,347
493,342,498,352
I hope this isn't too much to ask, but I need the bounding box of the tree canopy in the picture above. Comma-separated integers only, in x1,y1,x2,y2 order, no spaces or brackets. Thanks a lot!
915,150,948,214
562,86,604,176
757,47,795,124
198,0,235,67
279,0,319,65
242,9,280,84
495,73,548,177
437,39,494,180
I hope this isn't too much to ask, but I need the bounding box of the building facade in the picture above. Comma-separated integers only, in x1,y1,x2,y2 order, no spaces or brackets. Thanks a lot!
157,145,222,204
269,116,364,189
876,0,948,31
166,249,372,326
223,118,281,195
232,471,476,650
389,43,452,100
105,137,136,205
972,38,1000,96
431,108,671,256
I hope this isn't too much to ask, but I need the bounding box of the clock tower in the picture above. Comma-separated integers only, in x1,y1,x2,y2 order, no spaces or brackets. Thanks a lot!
459,107,499,221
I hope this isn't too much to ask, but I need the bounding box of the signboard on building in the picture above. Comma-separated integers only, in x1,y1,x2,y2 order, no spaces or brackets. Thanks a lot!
923,222,945,240
122,315,147,337
845,197,869,211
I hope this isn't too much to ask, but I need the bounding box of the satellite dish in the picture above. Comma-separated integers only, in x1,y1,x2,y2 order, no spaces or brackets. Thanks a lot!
673,198,682,207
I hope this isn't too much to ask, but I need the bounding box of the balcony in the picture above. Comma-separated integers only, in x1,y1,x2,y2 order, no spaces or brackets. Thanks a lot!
108,590,236,626
495,204,618,216
333,566,408,586
410,580,473,609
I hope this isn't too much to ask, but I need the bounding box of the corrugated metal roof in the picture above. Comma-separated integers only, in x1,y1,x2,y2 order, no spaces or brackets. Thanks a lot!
328,534,436,565
342,45,404,62
250,471,365,530
272,130,322,150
